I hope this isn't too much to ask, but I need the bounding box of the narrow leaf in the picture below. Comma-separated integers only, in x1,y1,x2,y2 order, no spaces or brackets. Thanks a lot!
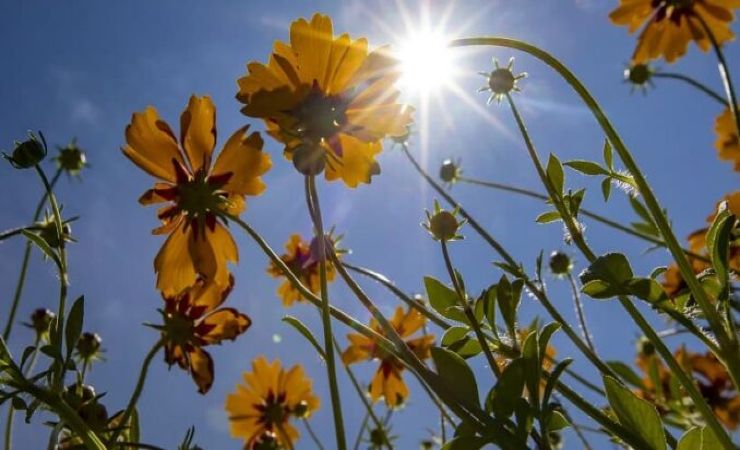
564,160,609,176
282,316,326,360
20,229,62,271
65,296,85,359
535,211,561,224
546,154,564,195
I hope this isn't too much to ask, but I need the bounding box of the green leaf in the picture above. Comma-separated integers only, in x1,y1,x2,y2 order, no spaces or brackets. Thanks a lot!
536,211,561,224
521,332,540,407
564,160,609,176
603,139,613,170
431,347,479,409
442,326,469,346
705,201,733,291
627,278,668,303
580,253,634,285
676,428,701,450
487,358,525,419
424,276,467,322
441,326,482,358
537,322,560,369
497,275,520,336
606,361,645,389
546,154,564,195
601,177,612,202
542,359,572,408
546,410,569,432
441,436,490,450
40,345,62,362
281,316,326,360
65,296,85,359
629,197,654,225
11,397,26,411
20,229,62,271
603,375,666,450
127,408,141,442
483,285,497,330
649,266,668,279
581,280,621,299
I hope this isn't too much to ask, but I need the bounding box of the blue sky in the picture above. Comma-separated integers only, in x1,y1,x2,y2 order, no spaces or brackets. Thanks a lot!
1,0,738,448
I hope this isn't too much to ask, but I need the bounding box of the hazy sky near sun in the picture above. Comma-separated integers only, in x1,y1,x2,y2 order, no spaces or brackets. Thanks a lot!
1,0,738,448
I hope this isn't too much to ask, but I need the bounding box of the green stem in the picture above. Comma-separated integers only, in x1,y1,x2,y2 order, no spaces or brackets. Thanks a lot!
108,340,163,445
352,411,369,450
303,419,325,450
305,176,347,450
4,341,41,450
566,273,596,354
652,72,728,106
451,36,739,388
439,240,502,379
504,92,728,450
3,169,62,341
458,176,708,263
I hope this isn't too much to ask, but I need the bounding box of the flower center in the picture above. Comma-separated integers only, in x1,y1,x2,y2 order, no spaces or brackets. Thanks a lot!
292,85,349,142
177,173,226,219
163,312,195,346
260,392,289,426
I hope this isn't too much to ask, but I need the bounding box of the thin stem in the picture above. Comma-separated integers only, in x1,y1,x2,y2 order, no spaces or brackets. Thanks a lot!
696,14,740,135
3,169,62,341
552,396,593,450
652,72,728,106
458,176,708,263
440,240,502,379
331,338,387,448
352,412,369,450
504,93,727,449
566,273,596,354
305,176,347,450
108,340,163,445
450,36,740,389
4,340,41,450
303,419,326,450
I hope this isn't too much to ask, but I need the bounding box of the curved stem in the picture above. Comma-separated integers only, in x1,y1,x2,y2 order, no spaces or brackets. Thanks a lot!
3,169,62,341
450,37,738,388
504,93,729,449
440,241,501,379
302,419,325,450
305,176,347,450
458,176,708,263
108,340,163,445
566,273,596,355
652,72,728,106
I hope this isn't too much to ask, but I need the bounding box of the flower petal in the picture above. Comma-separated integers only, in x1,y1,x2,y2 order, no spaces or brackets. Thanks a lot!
154,220,198,296
188,221,238,291
324,134,381,187
188,346,215,394
180,95,217,173
199,307,252,344
122,106,184,183
211,126,272,196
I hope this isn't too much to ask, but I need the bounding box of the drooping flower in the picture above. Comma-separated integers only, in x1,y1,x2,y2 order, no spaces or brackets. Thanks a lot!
341,305,434,408
157,276,251,394
266,233,337,307
122,95,272,296
236,13,413,187
714,106,740,172
609,0,740,63
225,356,319,449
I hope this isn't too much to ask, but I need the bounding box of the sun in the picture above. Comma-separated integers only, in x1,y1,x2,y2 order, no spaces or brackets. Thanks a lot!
397,29,456,94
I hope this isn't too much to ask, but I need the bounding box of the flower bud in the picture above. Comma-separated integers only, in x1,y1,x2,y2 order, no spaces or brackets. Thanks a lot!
488,68,517,95
636,336,655,357
4,132,46,169
292,400,309,418
54,142,87,176
78,401,109,431
624,63,652,87
548,251,573,276
439,159,461,184
37,218,72,249
253,431,280,450
76,332,102,360
28,308,55,340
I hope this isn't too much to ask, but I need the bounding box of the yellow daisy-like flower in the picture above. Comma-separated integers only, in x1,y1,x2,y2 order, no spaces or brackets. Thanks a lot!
267,233,337,307
609,0,740,63
236,13,413,187
225,356,319,449
714,106,740,172
341,305,434,408
122,95,272,296
159,276,251,394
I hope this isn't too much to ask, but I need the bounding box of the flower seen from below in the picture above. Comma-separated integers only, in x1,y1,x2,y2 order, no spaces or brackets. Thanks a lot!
237,13,413,187
341,305,435,408
54,139,88,177
122,95,272,296
609,0,740,63
157,276,251,394
478,57,526,104
225,356,319,449
267,233,337,307
714,106,740,172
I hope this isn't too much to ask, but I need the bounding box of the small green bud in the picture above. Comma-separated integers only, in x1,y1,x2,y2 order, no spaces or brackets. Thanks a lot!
548,251,573,276
4,132,46,169
488,68,516,95
429,211,460,241
624,64,652,86
292,143,325,176
253,432,281,450
76,332,102,360
292,400,309,418
28,308,55,340
636,336,655,357
439,159,461,184
54,142,87,176
78,401,109,431
37,218,72,249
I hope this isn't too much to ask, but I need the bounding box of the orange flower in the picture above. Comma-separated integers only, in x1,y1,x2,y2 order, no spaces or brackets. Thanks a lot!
267,234,337,307
225,357,319,449
237,13,413,187
609,0,740,63
123,95,272,296
158,276,251,393
714,106,740,172
341,306,434,408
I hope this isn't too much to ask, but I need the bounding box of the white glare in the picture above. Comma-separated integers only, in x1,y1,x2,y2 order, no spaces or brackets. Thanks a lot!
397,30,454,94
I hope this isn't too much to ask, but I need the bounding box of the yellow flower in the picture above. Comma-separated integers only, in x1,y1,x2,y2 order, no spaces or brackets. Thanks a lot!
225,356,319,449
122,95,272,296
714,106,740,172
159,276,252,394
267,233,337,307
609,0,740,63
341,306,434,408
237,13,413,187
